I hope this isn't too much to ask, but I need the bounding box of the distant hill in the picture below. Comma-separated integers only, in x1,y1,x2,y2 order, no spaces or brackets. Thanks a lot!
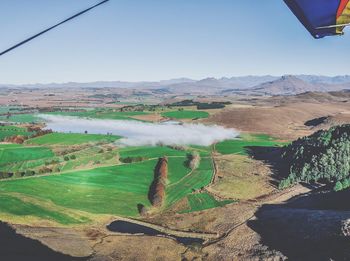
245,76,350,96
297,75,350,85
250,75,319,95
1,75,350,96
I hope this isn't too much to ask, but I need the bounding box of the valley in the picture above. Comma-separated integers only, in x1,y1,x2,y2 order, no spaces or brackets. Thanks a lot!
0,78,349,260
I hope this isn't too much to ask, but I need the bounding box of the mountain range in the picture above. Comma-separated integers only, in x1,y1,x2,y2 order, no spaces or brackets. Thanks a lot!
1,75,350,96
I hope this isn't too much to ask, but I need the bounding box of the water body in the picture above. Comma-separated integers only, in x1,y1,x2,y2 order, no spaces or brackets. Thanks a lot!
39,114,238,147
107,220,205,246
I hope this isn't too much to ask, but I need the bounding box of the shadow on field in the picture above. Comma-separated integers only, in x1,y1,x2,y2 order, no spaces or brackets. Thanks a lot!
248,189,350,261
0,222,86,261
246,146,287,187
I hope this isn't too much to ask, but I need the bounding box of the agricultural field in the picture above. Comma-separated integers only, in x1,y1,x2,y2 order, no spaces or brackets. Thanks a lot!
0,112,287,228
0,106,20,114
0,145,54,166
46,110,151,121
0,113,41,123
0,126,34,140
119,146,188,159
166,157,214,206
215,133,286,155
0,129,220,225
161,110,209,119
0,151,214,224
180,192,235,213
26,132,121,145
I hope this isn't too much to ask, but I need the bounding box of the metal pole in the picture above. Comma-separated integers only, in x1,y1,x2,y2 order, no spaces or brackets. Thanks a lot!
0,0,110,57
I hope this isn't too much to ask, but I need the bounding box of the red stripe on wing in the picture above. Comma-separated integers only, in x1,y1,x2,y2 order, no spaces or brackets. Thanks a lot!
337,0,350,18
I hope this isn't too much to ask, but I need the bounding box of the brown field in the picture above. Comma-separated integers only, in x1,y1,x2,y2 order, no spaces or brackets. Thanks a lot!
207,154,274,200
207,101,350,139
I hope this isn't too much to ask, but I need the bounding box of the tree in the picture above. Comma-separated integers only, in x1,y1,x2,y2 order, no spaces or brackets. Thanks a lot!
334,181,343,192
281,125,350,188
342,178,350,189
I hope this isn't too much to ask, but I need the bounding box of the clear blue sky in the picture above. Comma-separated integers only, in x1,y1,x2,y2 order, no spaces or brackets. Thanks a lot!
0,0,349,84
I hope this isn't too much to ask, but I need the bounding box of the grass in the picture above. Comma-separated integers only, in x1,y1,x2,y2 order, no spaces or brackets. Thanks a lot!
180,192,234,213
0,126,34,140
161,110,209,119
0,157,192,220
0,146,54,166
216,133,286,155
119,146,188,159
46,110,149,121
0,144,24,149
0,160,157,218
0,194,87,224
210,154,275,200
26,133,120,145
0,137,218,224
0,114,41,123
166,157,214,206
167,157,191,184
0,106,20,114
0,152,200,224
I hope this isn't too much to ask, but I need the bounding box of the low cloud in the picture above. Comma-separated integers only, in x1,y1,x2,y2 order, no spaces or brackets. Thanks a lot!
39,115,239,146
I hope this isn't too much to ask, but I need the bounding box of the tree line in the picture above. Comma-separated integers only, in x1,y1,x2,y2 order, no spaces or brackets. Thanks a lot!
279,124,350,191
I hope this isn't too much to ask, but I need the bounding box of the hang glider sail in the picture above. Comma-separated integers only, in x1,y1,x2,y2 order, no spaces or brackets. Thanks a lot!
284,0,350,38
0,0,109,57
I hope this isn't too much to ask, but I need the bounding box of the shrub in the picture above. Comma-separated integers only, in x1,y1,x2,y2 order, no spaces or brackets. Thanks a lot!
279,179,292,190
64,156,70,161
104,154,113,160
186,152,201,170
13,172,21,178
70,154,76,160
24,170,35,177
120,157,147,164
52,165,61,173
197,103,226,110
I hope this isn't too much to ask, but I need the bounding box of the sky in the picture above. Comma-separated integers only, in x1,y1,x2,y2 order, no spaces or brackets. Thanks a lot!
0,0,350,84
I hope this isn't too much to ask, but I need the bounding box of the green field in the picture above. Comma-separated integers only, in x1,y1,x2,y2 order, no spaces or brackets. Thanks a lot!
180,192,234,213
161,110,209,119
0,126,34,140
0,142,119,174
166,157,214,206
0,114,41,123
0,194,87,225
46,110,150,121
216,134,286,155
0,126,222,225
26,133,120,145
0,146,54,166
0,156,195,222
0,106,20,114
119,146,188,159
